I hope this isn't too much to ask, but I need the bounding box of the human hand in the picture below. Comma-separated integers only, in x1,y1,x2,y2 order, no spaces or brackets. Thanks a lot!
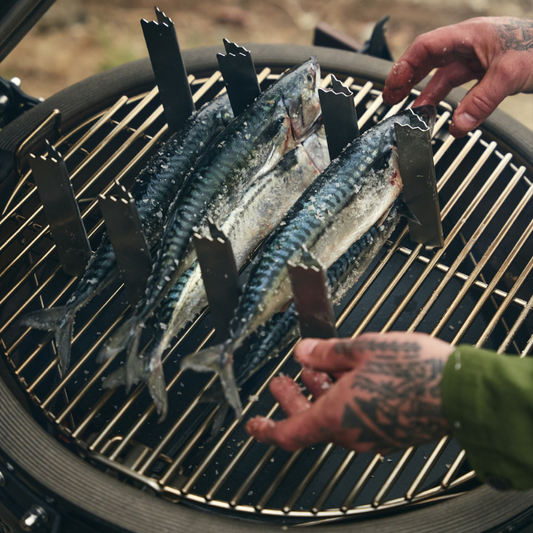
382,17,533,137
245,332,454,454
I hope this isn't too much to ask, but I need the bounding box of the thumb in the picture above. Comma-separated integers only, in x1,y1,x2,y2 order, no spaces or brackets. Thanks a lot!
294,337,367,373
450,68,510,137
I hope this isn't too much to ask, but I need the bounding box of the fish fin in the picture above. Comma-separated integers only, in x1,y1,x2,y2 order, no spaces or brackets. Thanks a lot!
125,329,143,393
209,401,230,439
181,343,243,418
97,317,139,363
102,366,129,389
20,306,74,371
399,201,421,225
147,359,168,422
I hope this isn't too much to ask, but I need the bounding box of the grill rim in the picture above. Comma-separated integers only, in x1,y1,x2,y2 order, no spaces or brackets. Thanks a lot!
1,44,533,532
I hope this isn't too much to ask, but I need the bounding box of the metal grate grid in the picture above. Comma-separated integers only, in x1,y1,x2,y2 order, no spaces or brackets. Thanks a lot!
1,66,532,524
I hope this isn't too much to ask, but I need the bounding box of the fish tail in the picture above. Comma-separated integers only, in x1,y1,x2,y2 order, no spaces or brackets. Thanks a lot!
20,306,74,371
97,316,139,363
124,328,143,393
181,342,242,418
147,358,168,422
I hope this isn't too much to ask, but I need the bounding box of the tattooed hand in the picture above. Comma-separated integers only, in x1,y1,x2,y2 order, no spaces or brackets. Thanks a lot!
245,332,454,454
382,17,533,137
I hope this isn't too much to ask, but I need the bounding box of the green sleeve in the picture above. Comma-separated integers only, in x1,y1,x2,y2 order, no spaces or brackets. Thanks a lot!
441,345,533,491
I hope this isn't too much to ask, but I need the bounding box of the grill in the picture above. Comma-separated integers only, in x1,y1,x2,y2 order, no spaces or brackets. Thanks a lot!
1,44,533,531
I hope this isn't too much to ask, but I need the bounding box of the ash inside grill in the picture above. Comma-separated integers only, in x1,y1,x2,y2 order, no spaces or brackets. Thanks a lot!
1,58,532,526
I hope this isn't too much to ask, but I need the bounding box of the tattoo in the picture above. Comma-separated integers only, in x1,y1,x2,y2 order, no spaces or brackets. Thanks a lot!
335,339,420,358
496,19,533,53
340,342,447,451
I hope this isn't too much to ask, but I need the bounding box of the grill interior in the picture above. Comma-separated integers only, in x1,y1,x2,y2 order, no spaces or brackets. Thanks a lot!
1,64,533,526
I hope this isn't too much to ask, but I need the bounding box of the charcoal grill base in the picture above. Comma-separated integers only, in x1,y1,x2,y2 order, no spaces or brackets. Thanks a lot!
1,44,533,532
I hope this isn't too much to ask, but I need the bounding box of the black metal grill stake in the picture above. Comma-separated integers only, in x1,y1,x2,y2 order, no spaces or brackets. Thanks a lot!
217,40,261,116
193,221,241,343
288,252,338,339
141,7,195,134
319,75,359,161
98,183,152,307
29,142,91,277
395,123,444,248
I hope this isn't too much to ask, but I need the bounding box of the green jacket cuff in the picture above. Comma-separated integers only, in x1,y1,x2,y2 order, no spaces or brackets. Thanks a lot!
442,345,533,491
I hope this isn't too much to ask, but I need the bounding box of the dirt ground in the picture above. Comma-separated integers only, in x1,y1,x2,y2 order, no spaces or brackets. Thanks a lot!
1,0,532,129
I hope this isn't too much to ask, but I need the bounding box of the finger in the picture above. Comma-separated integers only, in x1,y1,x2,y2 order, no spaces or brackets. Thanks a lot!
294,338,367,373
413,61,481,107
269,375,310,416
301,367,332,399
383,24,478,104
449,67,510,136
245,409,326,452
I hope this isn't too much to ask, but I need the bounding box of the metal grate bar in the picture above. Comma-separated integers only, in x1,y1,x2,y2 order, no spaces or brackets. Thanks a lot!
372,446,415,507
352,131,484,336
522,334,533,357
256,449,305,511
441,450,467,489
0,86,162,268
499,294,533,355
311,450,358,513
381,146,508,332
395,245,528,308
358,94,383,129
340,454,383,512
0,95,130,226
407,165,526,333
205,401,280,501
453,220,533,346
427,180,533,337
230,445,277,507
283,443,335,513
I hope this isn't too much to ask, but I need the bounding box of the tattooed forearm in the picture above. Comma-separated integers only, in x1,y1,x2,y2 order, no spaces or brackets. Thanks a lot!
495,18,533,53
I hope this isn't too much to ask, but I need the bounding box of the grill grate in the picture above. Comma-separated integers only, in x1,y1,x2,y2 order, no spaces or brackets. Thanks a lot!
1,65,532,524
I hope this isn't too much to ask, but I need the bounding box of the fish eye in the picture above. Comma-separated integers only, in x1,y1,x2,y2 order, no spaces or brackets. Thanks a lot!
306,73,314,84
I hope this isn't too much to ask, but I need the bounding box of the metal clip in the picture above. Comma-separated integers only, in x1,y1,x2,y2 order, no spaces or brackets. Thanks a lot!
319,75,359,161
29,142,91,277
288,252,338,339
395,123,444,248
361,15,393,61
141,7,195,134
217,39,261,116
98,182,152,307
193,221,241,343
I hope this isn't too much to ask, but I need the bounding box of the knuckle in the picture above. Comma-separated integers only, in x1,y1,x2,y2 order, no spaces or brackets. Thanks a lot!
469,91,495,116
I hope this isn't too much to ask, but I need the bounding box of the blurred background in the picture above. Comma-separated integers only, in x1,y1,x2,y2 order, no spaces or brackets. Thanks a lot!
0,0,532,128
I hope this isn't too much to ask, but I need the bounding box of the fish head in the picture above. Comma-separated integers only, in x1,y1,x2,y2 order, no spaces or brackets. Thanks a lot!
281,57,322,142
410,105,437,134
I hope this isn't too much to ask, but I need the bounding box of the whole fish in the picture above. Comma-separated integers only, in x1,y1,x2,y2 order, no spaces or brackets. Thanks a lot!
103,128,330,419
20,95,234,371
240,199,404,384
98,59,322,383
181,106,436,417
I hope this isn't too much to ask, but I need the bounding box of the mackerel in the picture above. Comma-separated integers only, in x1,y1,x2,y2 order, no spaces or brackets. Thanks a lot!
20,94,234,371
103,128,330,419
98,59,322,386
181,106,436,417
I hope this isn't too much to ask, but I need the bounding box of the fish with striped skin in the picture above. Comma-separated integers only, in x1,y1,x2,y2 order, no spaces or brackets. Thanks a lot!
20,94,234,371
239,199,404,385
103,127,330,419
97,59,322,384
181,106,436,417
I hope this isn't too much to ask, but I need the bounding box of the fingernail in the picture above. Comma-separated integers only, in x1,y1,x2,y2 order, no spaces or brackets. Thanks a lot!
453,112,477,131
295,338,319,360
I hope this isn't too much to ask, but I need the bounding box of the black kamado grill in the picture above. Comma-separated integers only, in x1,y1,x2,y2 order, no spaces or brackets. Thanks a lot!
1,10,533,533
